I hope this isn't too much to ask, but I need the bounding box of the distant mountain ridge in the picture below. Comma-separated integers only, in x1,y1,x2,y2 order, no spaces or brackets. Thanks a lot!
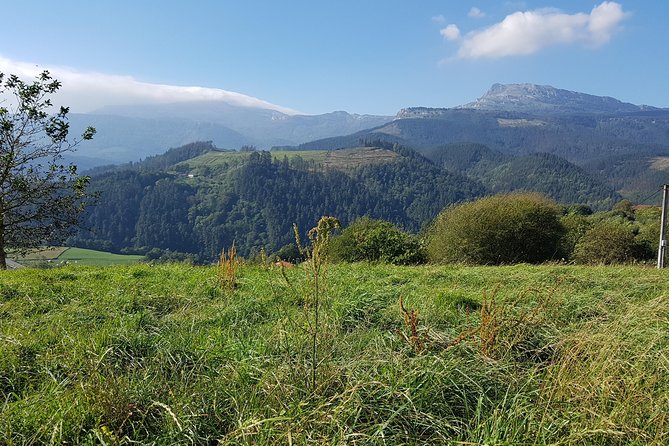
68,102,391,167
457,83,660,115
396,83,661,119
287,84,669,199
68,82,669,179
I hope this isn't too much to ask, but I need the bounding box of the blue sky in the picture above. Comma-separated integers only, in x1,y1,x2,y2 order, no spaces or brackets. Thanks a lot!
1,1,666,115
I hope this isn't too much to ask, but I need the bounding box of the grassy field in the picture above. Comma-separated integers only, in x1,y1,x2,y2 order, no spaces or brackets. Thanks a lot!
57,248,145,266
181,147,398,172
181,150,330,168
13,247,69,261
1,263,668,444
11,247,144,267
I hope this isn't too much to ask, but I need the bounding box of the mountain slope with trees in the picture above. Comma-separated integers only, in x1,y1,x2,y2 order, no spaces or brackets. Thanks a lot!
71,142,485,260
71,138,625,260
423,144,620,209
285,84,669,198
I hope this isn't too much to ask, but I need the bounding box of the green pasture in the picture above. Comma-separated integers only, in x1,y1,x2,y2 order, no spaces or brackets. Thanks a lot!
56,247,145,266
1,263,667,444
11,247,144,267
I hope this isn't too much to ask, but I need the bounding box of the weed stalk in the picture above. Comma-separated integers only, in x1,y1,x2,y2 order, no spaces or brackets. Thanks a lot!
296,217,340,390
217,242,238,291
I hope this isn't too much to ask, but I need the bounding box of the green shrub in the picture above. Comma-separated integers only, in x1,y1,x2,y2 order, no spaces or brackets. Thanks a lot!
271,243,303,263
426,193,564,265
559,213,592,260
635,206,661,254
574,221,652,264
329,217,425,265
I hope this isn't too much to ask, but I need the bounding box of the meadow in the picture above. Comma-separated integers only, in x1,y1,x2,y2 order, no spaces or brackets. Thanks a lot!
11,247,144,268
57,248,145,266
0,262,667,445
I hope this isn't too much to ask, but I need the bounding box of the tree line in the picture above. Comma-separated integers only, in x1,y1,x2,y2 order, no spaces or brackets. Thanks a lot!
327,194,660,266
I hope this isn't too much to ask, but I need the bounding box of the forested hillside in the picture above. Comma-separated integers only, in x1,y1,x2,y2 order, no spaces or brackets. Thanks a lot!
71,138,628,261
70,142,485,260
288,108,669,197
423,144,620,208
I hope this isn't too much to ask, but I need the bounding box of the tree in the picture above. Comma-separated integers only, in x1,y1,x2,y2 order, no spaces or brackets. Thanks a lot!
426,193,565,265
0,71,95,269
329,217,425,265
573,221,649,264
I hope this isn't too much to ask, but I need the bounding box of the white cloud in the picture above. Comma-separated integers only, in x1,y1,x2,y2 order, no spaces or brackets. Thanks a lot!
454,1,628,59
0,56,299,114
588,1,628,45
468,7,485,18
432,15,446,23
440,24,461,41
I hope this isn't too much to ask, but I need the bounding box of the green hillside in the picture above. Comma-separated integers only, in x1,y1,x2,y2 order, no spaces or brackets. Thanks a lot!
288,109,669,198
178,147,398,172
72,142,485,260
482,153,620,209
416,143,619,209
182,149,323,167
57,248,144,266
12,247,144,267
1,263,667,444
74,140,636,261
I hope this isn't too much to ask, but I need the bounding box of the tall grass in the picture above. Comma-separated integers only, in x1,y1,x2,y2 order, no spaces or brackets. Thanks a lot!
1,263,668,444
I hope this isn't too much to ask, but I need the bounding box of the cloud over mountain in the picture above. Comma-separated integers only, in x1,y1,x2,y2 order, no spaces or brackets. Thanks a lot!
445,2,628,60
0,56,298,114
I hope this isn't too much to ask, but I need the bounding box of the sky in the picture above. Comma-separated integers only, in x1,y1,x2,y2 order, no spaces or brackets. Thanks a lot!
1,1,667,115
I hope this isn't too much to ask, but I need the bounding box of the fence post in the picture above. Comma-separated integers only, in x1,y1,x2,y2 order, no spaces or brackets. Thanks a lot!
657,184,669,268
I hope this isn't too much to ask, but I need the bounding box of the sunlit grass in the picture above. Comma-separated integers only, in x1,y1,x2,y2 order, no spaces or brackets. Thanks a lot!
1,263,667,444
57,248,145,266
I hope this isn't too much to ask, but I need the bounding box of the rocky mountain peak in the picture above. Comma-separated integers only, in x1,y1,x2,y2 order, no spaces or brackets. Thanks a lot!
459,83,650,115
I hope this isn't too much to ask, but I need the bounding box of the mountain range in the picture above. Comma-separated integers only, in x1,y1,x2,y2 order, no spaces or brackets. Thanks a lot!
290,84,669,198
69,82,669,171
67,102,391,168
66,83,669,258
457,83,660,115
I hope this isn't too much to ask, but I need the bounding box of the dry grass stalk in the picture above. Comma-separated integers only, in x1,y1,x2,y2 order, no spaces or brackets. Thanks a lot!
446,283,560,359
398,296,426,353
479,288,499,357
217,242,238,290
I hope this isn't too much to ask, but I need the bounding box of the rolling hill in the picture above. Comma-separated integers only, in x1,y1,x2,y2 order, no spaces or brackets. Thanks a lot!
71,142,486,260
66,102,391,167
423,143,620,208
286,84,669,197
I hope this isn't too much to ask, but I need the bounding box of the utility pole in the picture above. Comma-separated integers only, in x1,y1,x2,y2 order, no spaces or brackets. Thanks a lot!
657,184,669,268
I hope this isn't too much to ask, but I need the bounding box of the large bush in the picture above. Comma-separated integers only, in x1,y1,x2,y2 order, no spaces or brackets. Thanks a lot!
426,193,564,265
573,221,651,264
329,217,425,265
559,212,593,260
